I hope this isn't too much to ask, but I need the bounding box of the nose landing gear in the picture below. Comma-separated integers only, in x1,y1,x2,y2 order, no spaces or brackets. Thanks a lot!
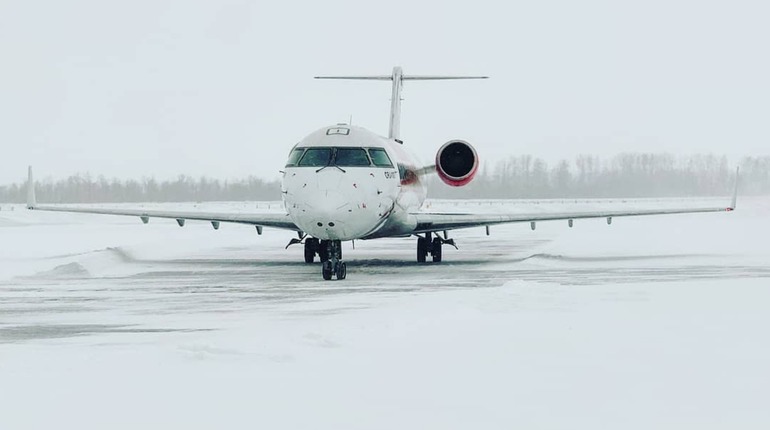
321,240,346,280
287,235,346,279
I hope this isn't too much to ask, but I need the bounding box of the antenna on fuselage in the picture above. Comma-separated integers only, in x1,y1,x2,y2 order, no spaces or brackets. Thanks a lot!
314,66,488,141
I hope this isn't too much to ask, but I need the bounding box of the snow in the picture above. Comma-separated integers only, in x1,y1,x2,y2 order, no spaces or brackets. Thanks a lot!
1,198,769,429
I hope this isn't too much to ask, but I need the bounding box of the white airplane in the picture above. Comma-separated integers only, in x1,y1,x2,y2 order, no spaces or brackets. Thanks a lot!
26,66,739,280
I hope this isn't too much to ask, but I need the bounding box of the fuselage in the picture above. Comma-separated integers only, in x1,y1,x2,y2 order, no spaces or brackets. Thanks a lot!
282,125,426,241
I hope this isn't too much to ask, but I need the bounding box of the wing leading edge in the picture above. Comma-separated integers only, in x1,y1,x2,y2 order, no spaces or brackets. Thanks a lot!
412,169,739,234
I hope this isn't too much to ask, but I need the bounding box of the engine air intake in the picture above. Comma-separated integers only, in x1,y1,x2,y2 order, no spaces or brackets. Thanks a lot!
435,140,479,187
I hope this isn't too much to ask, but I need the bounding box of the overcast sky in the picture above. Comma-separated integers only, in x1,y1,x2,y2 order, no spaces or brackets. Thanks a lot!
1,0,768,183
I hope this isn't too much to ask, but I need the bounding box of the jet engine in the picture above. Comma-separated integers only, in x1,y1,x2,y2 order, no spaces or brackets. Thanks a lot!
435,140,479,187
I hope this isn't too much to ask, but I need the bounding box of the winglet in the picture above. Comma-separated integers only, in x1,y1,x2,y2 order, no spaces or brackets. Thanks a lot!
729,167,739,210
26,166,36,209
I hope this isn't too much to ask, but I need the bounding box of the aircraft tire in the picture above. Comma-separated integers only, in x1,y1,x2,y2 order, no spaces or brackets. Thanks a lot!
336,262,347,280
322,261,333,280
417,238,428,263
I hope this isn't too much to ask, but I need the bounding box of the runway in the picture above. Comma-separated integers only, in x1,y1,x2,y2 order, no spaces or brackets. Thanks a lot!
1,198,769,429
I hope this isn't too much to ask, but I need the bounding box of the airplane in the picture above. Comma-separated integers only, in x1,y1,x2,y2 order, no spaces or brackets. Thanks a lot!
26,66,739,280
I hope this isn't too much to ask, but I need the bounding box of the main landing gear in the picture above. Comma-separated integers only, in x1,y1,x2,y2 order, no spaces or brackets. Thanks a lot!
303,238,338,264
417,232,457,263
304,238,320,263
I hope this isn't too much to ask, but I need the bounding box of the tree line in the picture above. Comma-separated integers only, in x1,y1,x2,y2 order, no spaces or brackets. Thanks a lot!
429,153,769,199
1,153,768,203
0,174,282,203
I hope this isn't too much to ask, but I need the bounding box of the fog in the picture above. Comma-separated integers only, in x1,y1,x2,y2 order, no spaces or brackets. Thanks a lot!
2,152,767,204
2,1,769,185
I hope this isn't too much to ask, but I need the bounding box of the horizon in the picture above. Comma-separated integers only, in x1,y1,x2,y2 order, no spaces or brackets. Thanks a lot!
3,151,763,186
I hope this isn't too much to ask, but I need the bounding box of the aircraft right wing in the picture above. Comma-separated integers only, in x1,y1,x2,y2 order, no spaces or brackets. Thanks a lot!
25,167,300,232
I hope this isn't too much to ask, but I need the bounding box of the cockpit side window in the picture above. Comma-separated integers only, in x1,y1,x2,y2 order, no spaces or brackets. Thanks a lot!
335,148,371,167
298,147,332,167
368,148,394,168
286,148,305,167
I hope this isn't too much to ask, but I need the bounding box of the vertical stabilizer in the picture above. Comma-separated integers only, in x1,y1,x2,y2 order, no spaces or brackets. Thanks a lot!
315,67,487,141
27,166,36,209
388,66,404,140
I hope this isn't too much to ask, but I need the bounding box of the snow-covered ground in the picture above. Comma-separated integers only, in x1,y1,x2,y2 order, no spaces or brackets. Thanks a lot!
1,198,769,429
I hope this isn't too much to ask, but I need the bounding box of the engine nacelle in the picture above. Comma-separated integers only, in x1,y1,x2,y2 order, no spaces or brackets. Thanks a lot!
435,140,479,187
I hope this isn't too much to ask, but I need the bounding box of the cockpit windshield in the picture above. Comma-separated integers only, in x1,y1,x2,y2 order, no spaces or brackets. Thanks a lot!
298,148,332,167
288,147,394,168
286,148,305,166
335,148,371,167
368,148,393,167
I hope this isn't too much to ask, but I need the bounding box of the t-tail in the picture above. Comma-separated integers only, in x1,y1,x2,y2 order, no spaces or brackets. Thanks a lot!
314,66,488,141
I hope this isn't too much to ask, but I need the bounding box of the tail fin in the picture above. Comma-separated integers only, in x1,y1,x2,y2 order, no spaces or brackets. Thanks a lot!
315,66,488,141
27,166,36,209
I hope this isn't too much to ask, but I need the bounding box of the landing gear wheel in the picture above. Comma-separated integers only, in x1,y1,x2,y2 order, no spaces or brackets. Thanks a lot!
335,262,347,280
322,261,333,280
417,238,428,263
304,238,318,263
432,237,443,263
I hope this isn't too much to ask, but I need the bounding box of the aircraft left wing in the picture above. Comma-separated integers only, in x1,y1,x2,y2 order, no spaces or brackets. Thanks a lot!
25,167,300,232
412,171,739,234
412,204,734,234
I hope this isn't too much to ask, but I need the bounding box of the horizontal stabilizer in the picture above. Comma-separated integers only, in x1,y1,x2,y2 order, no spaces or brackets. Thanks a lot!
314,75,488,81
403,75,489,80
314,75,392,80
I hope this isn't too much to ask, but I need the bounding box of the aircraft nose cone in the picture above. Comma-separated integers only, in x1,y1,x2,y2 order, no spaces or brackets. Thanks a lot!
283,170,390,240
306,189,350,226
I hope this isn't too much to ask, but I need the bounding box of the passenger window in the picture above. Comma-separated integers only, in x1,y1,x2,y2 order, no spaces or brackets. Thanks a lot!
286,148,305,166
335,148,371,167
298,148,332,167
368,148,394,167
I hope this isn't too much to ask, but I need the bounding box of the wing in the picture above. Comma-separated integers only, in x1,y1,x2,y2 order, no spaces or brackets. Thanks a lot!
412,171,739,234
413,204,732,234
25,168,300,232
28,203,299,231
